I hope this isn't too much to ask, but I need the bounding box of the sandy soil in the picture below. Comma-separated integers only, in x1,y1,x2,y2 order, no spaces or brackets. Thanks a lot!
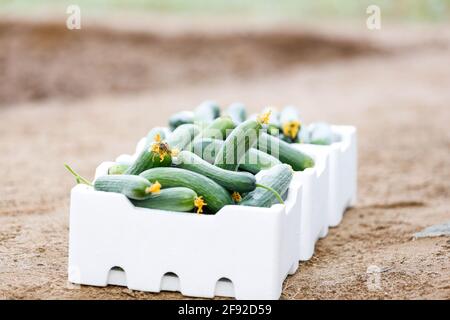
0,18,449,300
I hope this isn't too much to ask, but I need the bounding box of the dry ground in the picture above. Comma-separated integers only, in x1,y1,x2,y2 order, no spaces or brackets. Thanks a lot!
0,17,449,299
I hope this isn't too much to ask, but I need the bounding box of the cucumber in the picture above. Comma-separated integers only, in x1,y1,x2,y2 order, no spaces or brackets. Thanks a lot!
140,167,233,214
194,100,221,123
298,126,310,144
240,164,293,208
131,187,197,212
257,132,314,171
145,127,167,147
226,102,247,125
191,138,221,163
280,106,300,124
267,123,281,137
280,106,301,142
176,151,256,192
108,164,129,175
94,175,157,200
169,111,194,130
124,139,172,175
166,123,200,151
195,117,235,141
214,115,267,171
308,122,333,145
187,117,234,151
239,147,282,174
191,138,281,173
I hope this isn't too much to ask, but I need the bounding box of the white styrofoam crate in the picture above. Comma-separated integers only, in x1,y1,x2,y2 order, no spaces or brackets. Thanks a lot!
294,125,357,228
104,125,356,263
122,134,332,262
68,162,302,300
291,146,330,261
112,140,331,262
67,124,356,298
329,125,357,226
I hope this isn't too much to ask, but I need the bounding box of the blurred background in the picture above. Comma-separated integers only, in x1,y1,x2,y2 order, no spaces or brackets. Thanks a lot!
0,0,449,300
1,0,449,20
0,0,449,105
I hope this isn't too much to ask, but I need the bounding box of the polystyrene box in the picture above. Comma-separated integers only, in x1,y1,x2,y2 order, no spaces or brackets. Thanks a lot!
122,126,356,262
68,163,302,300
290,147,330,261
127,134,330,262
294,125,357,227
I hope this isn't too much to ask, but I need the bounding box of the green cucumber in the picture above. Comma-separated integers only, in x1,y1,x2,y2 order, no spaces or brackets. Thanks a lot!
214,118,265,171
191,138,281,174
298,126,310,144
195,116,235,141
280,106,301,142
226,102,247,125
240,164,293,207
131,187,197,212
169,111,194,130
94,175,157,200
257,132,314,171
108,164,129,175
191,138,221,163
186,117,234,151
267,123,281,137
308,122,333,145
194,100,221,123
176,151,256,192
140,167,232,214
280,106,300,124
166,123,200,151
145,127,167,147
239,147,282,174
124,140,172,175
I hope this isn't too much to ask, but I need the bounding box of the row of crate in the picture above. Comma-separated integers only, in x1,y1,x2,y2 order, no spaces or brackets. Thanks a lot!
68,125,357,299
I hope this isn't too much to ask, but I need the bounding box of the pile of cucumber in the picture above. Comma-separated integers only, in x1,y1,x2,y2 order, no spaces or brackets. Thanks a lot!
66,101,330,215
247,105,335,145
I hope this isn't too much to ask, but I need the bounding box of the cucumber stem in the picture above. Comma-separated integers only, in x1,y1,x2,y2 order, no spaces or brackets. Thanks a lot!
64,164,93,186
255,183,284,205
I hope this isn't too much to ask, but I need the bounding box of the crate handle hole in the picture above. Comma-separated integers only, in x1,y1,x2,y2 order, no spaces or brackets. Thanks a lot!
214,277,235,297
107,266,127,286
160,272,180,292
